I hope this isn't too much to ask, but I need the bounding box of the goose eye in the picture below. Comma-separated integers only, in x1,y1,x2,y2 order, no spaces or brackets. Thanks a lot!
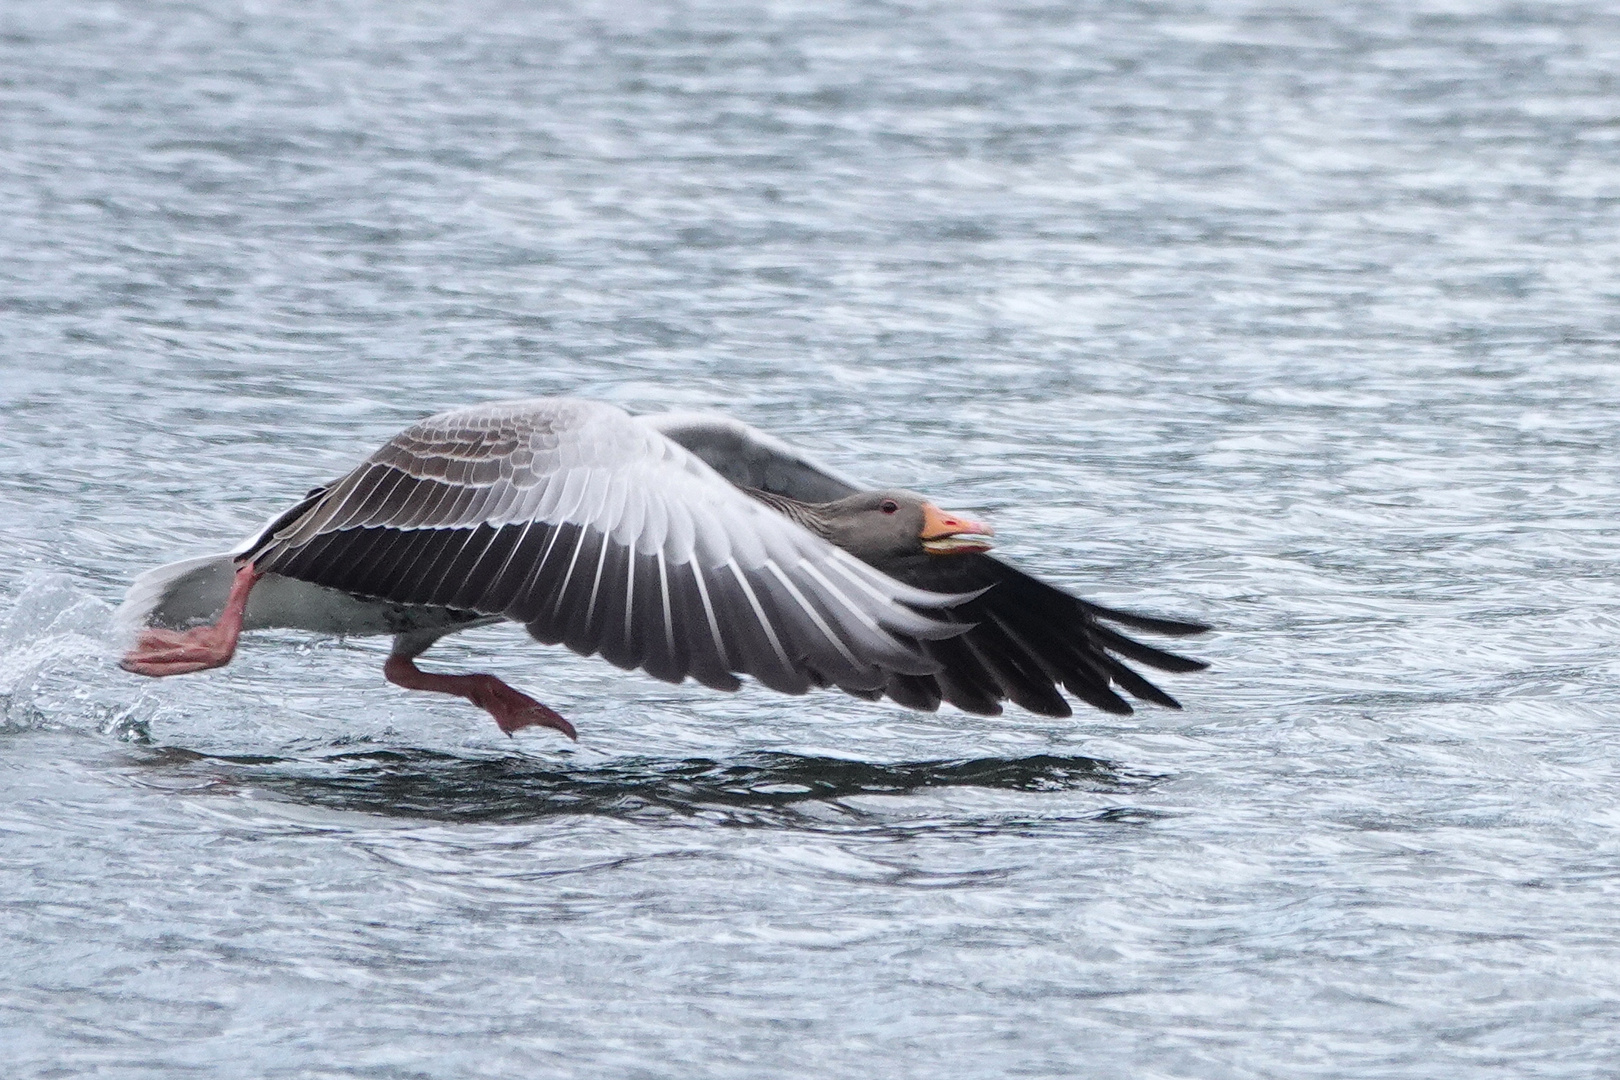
879,499,899,514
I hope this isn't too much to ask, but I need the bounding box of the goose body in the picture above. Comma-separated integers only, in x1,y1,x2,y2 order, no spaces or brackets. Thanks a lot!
118,398,1207,737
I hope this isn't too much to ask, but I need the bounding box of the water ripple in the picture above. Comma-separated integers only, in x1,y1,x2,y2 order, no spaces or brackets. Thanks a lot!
126,746,1132,826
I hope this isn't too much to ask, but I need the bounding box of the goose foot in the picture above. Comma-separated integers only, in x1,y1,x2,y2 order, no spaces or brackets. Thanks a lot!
383,654,578,740
121,562,260,677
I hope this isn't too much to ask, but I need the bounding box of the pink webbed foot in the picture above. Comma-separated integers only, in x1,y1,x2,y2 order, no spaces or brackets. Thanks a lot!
120,625,239,676
383,655,577,740
120,562,260,677
462,674,578,740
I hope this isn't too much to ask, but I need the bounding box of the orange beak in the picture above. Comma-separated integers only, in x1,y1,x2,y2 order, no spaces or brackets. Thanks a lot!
919,503,995,555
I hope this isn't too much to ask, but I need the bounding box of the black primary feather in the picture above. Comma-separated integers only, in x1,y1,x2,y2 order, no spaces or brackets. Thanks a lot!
875,552,1208,718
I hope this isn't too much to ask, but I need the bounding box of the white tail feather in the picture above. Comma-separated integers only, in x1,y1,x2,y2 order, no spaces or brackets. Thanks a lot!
113,553,239,637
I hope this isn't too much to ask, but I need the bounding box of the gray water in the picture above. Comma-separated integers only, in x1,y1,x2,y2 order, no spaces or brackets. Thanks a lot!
4,1,1620,1076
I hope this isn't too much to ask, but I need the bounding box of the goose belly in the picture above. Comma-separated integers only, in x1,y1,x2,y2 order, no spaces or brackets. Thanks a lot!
121,553,489,638
244,574,490,636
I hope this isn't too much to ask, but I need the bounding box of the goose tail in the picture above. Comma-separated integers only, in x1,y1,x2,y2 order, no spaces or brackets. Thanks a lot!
114,553,240,637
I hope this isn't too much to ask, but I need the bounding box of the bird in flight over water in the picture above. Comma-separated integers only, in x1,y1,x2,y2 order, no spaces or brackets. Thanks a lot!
118,398,1209,739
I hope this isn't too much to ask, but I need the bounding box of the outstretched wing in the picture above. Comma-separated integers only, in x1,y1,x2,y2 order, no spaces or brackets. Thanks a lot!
645,412,865,502
871,552,1209,717
647,409,1209,717
644,414,1205,718
243,399,971,695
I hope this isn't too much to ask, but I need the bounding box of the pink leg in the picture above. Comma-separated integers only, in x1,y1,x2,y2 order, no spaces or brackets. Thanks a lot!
384,654,578,740
121,562,261,677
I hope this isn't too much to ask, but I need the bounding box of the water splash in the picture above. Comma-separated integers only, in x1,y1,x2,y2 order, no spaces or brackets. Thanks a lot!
0,574,141,733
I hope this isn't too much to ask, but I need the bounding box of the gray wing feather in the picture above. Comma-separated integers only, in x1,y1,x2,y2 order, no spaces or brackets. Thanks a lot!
246,398,971,694
644,412,865,502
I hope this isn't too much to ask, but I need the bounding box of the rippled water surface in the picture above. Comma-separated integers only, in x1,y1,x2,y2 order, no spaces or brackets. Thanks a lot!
6,1,1620,1076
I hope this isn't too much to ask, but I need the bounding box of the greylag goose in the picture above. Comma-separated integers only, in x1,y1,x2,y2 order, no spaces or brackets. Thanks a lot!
117,398,1207,738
